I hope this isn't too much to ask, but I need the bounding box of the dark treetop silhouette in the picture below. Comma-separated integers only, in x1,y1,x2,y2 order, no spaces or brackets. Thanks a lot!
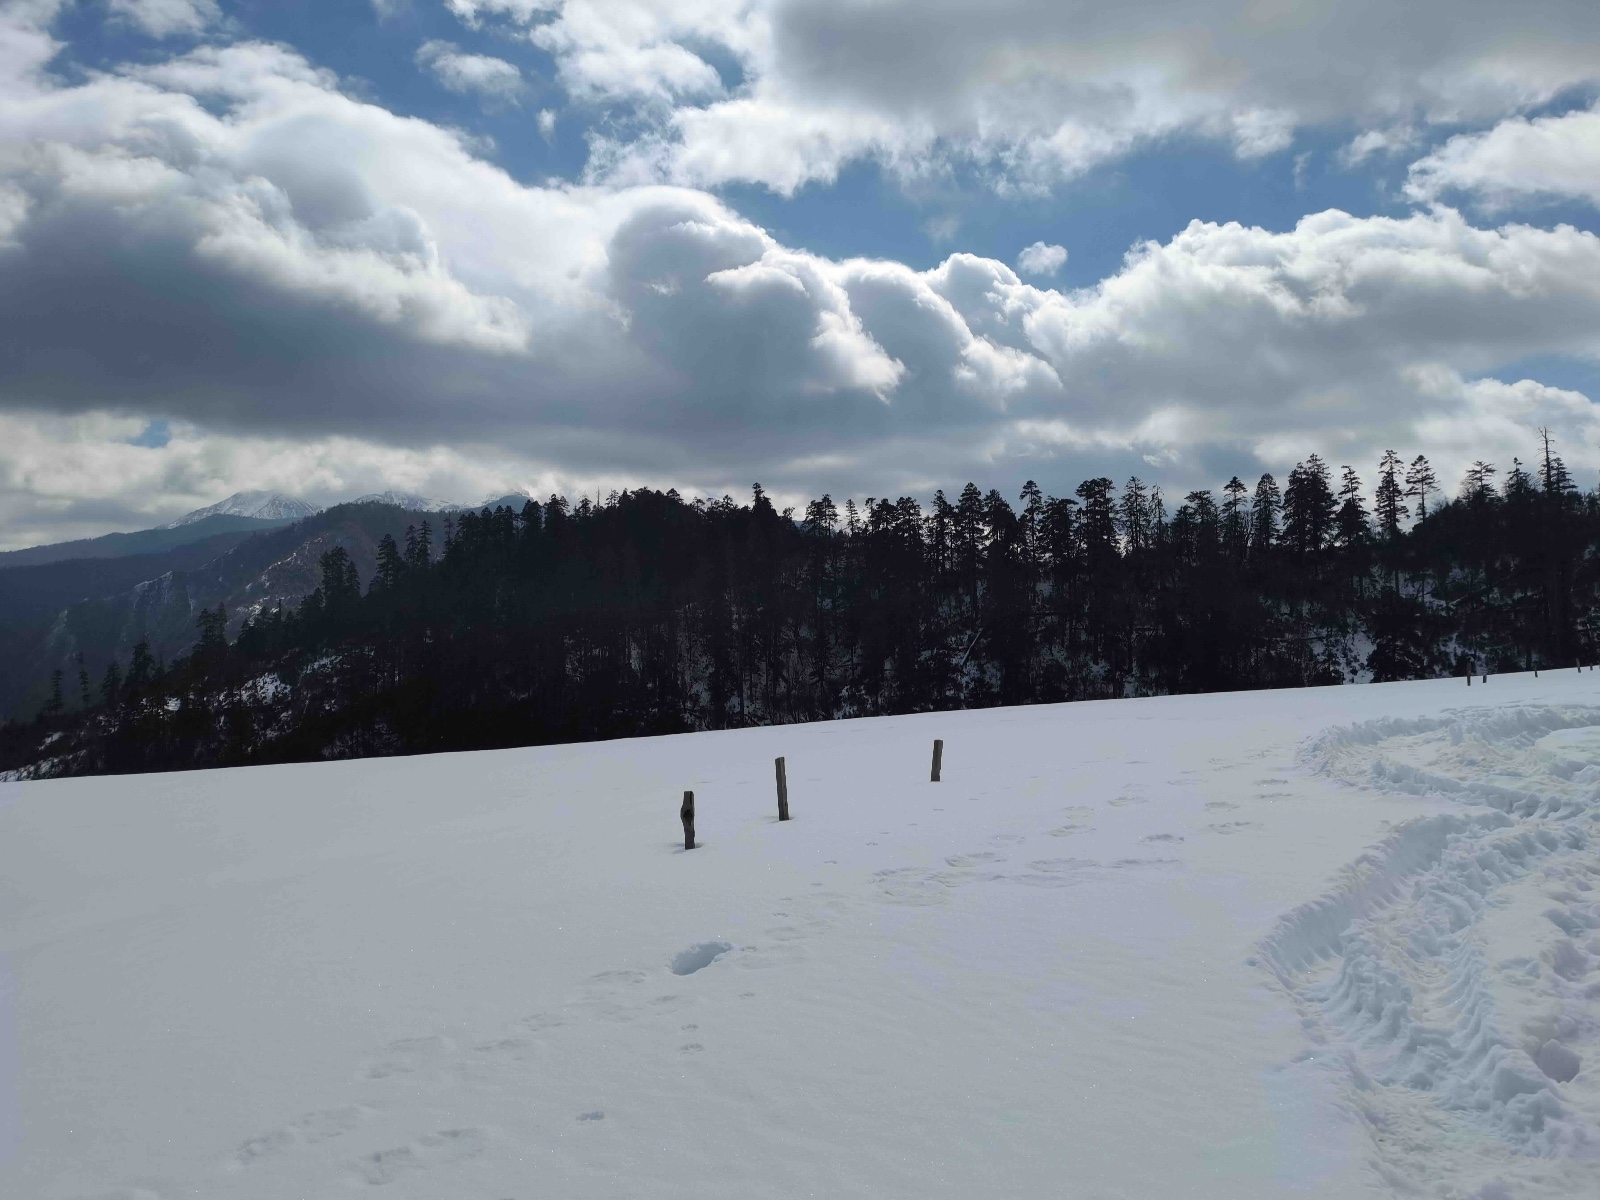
7,440,1597,778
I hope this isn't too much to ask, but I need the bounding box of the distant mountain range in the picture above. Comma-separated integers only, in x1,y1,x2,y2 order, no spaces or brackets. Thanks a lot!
3,489,539,566
160,491,322,528
352,490,454,512
0,489,535,721
0,514,300,570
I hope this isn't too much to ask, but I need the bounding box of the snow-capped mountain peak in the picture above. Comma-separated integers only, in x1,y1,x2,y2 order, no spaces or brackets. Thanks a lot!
352,490,458,512
161,491,320,528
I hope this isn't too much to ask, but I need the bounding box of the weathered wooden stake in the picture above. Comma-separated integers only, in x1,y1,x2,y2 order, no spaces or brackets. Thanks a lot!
681,790,696,850
1482,673,1488,683
931,738,944,783
775,756,790,821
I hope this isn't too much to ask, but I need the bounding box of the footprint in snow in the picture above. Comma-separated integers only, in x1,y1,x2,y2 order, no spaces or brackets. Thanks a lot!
670,941,733,976
363,1035,454,1079
1207,820,1257,834
350,1128,488,1186
234,1105,367,1168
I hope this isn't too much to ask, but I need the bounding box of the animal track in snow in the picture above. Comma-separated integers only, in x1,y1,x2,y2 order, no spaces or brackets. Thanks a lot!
363,1035,455,1079
233,1105,367,1167
1206,820,1256,834
349,1127,488,1186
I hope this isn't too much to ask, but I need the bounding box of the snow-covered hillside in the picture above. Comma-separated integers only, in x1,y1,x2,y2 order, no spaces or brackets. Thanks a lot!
162,491,321,527
351,491,458,512
3,675,1599,1198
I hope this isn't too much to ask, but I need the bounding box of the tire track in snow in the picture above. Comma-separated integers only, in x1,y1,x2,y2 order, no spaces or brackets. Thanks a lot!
1261,704,1600,1196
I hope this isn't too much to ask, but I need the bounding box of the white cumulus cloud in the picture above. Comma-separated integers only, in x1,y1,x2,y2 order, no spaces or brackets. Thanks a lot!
1406,103,1600,210
415,39,526,103
443,0,1600,195
106,0,218,38
1016,242,1067,277
2,7,1600,546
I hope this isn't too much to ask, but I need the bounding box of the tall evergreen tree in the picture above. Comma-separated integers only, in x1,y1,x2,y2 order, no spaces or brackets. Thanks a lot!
43,669,64,719
100,660,122,707
1461,461,1497,502
374,533,406,591
1375,450,1405,540
1335,466,1370,547
1405,454,1438,521
1221,476,1250,562
1249,473,1280,556
1282,455,1336,554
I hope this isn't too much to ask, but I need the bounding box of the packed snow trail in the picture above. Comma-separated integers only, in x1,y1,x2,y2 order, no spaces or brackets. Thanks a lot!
1261,704,1600,1196
3,673,1599,1198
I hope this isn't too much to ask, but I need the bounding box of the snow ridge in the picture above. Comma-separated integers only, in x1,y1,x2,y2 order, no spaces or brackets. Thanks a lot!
162,491,320,527
1262,704,1600,1191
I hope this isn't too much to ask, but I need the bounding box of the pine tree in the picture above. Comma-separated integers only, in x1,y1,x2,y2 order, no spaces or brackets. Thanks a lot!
127,638,156,690
804,494,838,535
1375,450,1405,540
1249,473,1280,556
1335,466,1370,547
1221,476,1250,561
1019,480,1045,571
1282,455,1336,553
1405,454,1438,521
1120,477,1152,555
1074,478,1117,570
43,668,64,719
100,660,122,707
1461,461,1497,501
374,533,406,591
1505,458,1533,500
1539,428,1574,498
954,483,985,609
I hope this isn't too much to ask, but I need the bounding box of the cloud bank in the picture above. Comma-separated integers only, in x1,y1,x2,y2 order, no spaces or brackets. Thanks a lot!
0,2,1597,547
447,0,1600,194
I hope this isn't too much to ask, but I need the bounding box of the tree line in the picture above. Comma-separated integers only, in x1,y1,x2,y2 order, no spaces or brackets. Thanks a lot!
6,435,1598,777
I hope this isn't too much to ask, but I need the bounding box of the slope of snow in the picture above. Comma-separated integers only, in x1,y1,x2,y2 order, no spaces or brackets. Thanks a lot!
161,491,320,528
351,491,460,513
3,674,1600,1198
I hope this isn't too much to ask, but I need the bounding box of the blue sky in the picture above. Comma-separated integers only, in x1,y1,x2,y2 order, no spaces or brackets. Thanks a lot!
3,0,1600,546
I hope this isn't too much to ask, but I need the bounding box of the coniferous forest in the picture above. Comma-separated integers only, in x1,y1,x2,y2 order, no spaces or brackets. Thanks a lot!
6,440,1600,778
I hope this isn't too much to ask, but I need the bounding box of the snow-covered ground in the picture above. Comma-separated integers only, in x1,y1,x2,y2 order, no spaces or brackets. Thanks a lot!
3,674,1600,1199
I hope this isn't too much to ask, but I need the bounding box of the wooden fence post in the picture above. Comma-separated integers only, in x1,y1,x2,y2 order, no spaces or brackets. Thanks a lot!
931,739,944,783
775,756,790,821
681,790,695,850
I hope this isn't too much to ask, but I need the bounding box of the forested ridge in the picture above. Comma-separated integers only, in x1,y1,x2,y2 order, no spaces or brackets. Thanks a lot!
7,440,1600,778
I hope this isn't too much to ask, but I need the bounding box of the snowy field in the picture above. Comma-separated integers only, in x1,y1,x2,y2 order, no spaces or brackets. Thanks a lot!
4,675,1600,1199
